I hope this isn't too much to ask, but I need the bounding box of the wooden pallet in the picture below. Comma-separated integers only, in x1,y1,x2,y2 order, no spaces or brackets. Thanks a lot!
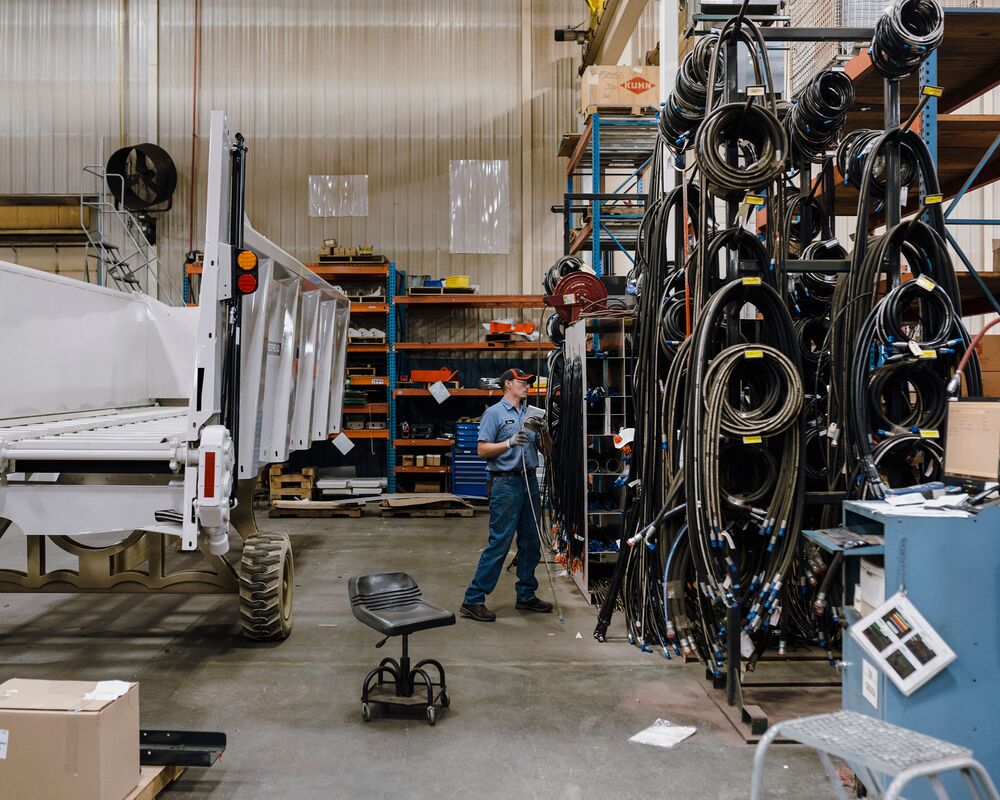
268,465,317,479
407,286,476,296
270,500,364,518
380,507,474,518
125,766,185,800
584,104,656,117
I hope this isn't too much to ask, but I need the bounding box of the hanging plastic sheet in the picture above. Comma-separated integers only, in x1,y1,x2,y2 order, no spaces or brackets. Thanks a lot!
308,174,369,217
448,159,510,254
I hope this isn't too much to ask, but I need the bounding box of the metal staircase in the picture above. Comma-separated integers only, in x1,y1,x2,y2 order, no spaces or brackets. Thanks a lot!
79,164,182,304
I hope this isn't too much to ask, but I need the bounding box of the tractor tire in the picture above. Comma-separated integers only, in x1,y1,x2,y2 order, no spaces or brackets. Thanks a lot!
239,532,294,641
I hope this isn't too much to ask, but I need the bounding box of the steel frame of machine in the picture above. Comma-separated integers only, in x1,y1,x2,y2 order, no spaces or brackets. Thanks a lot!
0,111,350,637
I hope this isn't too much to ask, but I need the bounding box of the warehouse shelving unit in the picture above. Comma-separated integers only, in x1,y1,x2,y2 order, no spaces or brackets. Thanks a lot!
559,113,658,273
305,258,398,485
563,316,633,603
390,293,550,494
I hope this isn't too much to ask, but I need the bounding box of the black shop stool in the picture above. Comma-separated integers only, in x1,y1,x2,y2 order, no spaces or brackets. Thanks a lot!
349,572,455,725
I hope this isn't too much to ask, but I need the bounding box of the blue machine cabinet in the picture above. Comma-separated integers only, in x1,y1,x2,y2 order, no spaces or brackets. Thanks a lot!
808,501,1000,797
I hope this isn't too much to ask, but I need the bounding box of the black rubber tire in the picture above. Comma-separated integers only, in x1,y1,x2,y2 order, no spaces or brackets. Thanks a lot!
362,703,372,723
239,532,294,641
426,706,436,726
440,690,450,708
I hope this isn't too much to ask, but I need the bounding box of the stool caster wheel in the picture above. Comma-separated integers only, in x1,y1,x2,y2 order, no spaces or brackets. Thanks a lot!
440,690,450,708
362,703,372,723
426,706,436,726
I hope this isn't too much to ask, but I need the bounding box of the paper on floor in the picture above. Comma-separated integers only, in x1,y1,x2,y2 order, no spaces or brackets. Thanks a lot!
628,719,696,749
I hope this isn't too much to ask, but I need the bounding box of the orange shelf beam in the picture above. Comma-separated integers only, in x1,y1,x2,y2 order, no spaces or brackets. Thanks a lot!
336,429,388,440
343,403,388,415
306,263,388,278
394,388,546,397
394,294,545,308
394,466,450,474
394,439,455,447
347,344,389,354
395,341,554,351
351,302,388,314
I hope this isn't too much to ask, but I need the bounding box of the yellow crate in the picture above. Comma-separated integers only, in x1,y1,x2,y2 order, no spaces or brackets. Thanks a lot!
444,275,471,289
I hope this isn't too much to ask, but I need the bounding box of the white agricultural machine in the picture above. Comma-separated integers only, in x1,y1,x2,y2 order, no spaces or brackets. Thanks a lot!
0,111,350,640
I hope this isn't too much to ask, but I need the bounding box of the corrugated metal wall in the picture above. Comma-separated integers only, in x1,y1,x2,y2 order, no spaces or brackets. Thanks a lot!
1,0,578,295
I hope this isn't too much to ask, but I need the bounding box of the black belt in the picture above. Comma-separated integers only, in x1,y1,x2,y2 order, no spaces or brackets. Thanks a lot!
489,469,527,476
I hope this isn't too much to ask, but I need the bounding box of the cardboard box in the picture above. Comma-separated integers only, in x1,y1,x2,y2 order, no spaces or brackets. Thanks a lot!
402,454,415,466
415,455,425,467
0,679,139,800
580,65,659,113
992,239,1000,271
413,481,439,493
975,334,1000,373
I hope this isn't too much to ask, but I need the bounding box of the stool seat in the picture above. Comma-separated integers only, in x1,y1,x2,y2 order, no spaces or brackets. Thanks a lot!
349,572,456,637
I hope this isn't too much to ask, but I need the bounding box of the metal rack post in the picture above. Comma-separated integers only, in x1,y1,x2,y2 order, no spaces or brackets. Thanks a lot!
387,261,398,493
592,113,603,274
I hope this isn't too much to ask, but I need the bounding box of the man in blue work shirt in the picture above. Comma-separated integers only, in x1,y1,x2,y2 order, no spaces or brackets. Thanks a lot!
461,368,553,621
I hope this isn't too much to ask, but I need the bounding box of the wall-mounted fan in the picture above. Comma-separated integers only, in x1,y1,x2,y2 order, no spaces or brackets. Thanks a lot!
106,143,177,213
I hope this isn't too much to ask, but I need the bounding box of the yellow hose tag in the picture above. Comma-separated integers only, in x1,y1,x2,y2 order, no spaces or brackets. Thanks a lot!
742,276,762,285
918,350,937,359
743,435,763,444
922,85,943,97
744,349,764,359
745,194,765,206
924,194,943,205
916,275,936,291
920,429,940,439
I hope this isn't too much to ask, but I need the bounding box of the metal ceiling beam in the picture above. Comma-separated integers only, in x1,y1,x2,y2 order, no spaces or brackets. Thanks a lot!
582,0,650,69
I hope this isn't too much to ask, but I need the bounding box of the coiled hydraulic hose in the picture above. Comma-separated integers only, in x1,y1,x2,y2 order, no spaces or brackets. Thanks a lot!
786,68,854,162
870,0,944,80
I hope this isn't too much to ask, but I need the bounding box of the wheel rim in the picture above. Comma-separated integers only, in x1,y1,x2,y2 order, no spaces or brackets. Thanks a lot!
281,551,293,623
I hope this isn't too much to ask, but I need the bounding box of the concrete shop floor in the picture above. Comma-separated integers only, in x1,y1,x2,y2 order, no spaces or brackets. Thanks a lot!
0,513,838,799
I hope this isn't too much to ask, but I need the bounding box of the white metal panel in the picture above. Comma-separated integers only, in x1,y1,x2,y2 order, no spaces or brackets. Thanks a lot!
145,302,198,400
0,262,153,420
327,303,351,435
312,299,337,442
237,258,275,480
257,276,300,464
290,290,321,449
0,483,183,538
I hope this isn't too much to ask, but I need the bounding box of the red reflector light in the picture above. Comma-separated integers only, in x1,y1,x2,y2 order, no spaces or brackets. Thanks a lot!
237,273,258,294
204,451,216,498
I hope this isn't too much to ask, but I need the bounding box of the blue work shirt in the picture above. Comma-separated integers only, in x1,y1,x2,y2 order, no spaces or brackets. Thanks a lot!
477,398,540,473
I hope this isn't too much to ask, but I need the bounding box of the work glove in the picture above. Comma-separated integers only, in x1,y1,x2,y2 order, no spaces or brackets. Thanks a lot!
508,431,530,448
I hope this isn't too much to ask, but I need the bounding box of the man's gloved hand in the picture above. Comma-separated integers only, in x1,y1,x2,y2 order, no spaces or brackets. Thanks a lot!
508,431,530,448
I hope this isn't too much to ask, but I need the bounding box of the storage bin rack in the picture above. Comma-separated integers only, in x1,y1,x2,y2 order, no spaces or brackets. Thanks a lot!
452,423,489,498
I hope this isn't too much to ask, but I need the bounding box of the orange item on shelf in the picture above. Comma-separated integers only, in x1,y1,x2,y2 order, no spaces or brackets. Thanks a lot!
488,321,536,335
410,367,458,383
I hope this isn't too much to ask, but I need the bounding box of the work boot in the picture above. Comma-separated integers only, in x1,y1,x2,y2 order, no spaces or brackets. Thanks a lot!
460,603,497,622
515,597,553,613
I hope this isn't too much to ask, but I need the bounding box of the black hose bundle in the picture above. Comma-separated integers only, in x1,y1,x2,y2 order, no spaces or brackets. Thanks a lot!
548,356,586,558
660,34,724,153
786,68,855,162
870,0,944,80
784,194,825,258
694,103,788,199
837,129,919,200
